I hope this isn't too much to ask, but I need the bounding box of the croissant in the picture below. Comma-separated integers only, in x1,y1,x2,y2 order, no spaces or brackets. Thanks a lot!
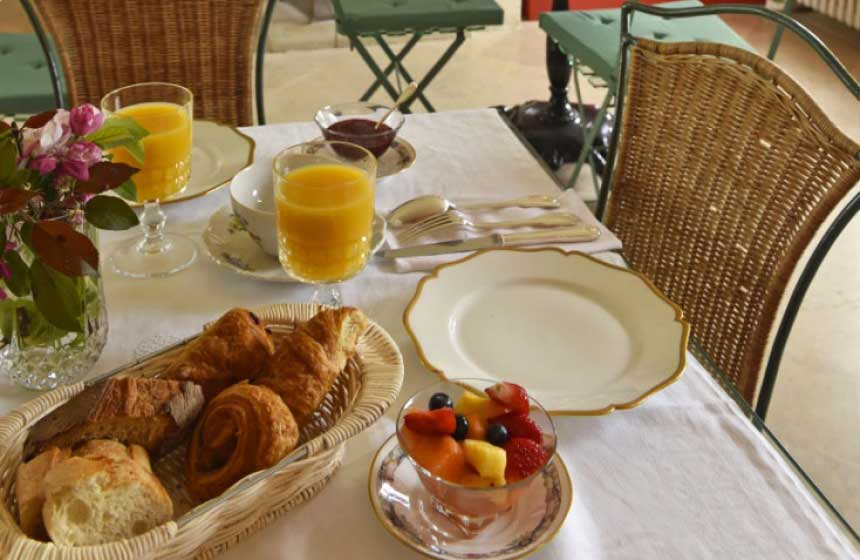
255,307,368,425
165,308,274,400
186,382,299,501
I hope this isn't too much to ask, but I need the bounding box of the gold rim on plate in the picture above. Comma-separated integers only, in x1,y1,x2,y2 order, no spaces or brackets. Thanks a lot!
128,119,256,207
402,247,691,416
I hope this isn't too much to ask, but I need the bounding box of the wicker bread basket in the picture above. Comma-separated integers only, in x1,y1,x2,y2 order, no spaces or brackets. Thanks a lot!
0,303,404,559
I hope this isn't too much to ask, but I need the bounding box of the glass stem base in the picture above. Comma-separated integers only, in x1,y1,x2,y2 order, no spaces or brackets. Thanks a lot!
312,283,342,308
110,201,197,278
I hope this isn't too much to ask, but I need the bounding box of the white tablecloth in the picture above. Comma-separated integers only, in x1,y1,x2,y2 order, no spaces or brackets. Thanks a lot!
0,109,855,559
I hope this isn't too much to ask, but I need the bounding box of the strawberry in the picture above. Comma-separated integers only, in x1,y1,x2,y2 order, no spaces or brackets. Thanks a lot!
404,408,456,435
485,382,529,415
503,437,546,482
491,412,543,444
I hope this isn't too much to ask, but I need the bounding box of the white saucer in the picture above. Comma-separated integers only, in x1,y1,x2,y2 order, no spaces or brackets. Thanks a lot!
369,435,572,560
310,136,416,179
202,206,386,283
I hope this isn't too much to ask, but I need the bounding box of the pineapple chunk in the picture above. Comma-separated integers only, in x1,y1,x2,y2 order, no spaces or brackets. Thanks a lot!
455,390,507,419
463,440,506,486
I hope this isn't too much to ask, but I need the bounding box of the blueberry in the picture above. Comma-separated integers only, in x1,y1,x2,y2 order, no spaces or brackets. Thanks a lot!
453,415,469,441
486,423,509,446
429,392,454,410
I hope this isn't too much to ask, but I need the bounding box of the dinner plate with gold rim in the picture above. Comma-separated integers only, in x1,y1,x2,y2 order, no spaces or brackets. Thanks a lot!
404,248,690,415
128,120,255,207
310,136,416,180
369,434,572,560
202,206,387,283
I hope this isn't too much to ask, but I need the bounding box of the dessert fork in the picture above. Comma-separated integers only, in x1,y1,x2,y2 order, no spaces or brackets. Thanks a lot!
398,211,582,243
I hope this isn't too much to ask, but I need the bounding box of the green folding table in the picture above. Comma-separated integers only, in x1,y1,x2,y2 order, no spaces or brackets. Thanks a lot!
331,0,504,112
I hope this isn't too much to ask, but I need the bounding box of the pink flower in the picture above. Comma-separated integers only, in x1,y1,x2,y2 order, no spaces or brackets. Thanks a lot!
58,158,89,182
5,241,16,251
0,287,6,301
22,110,71,157
69,104,104,136
66,141,102,167
0,261,10,280
28,155,58,175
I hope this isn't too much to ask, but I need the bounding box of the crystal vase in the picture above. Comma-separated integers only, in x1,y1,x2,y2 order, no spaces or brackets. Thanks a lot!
0,223,108,391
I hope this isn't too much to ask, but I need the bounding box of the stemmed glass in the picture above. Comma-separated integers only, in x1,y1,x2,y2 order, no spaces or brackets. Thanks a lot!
101,82,197,278
273,141,377,307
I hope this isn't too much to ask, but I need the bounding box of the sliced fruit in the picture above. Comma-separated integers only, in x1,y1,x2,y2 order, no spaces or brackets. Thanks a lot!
400,426,467,481
465,413,486,440
486,423,509,447
485,382,529,415
429,392,454,410
491,413,542,444
453,414,469,441
458,472,496,488
404,408,456,435
503,437,545,483
463,439,506,486
455,390,508,419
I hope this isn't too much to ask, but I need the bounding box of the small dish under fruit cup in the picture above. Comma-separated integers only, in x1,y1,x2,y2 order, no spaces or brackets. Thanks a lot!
395,379,557,536
314,101,404,158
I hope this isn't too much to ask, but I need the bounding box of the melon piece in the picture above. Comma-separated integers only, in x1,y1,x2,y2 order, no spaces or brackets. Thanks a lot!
400,426,467,482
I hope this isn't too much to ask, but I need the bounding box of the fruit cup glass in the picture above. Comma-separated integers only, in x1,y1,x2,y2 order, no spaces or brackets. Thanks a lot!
396,379,557,535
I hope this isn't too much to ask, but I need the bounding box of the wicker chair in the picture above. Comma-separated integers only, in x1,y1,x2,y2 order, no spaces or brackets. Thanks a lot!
599,4,860,414
21,0,276,126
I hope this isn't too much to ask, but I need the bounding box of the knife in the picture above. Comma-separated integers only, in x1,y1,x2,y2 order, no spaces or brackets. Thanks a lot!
377,225,601,259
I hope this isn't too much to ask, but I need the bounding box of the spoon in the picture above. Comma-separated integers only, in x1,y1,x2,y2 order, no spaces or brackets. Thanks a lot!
387,194,562,227
375,82,418,130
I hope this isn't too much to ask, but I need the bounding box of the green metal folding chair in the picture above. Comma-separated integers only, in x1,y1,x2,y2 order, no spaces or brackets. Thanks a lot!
540,0,794,192
331,0,504,112
0,32,66,116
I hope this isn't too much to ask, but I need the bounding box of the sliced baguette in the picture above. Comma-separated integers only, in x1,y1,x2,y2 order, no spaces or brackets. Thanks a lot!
24,377,204,461
42,450,173,546
15,446,71,540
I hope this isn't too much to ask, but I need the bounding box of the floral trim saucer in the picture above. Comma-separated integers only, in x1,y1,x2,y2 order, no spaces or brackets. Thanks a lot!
310,136,416,180
202,206,387,283
368,435,572,560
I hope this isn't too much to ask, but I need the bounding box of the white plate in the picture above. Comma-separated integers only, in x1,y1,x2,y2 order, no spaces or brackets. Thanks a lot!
368,435,572,560
130,120,255,207
202,206,387,283
404,249,690,415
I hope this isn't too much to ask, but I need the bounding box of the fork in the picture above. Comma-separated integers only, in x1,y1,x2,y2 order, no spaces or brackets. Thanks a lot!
398,211,582,243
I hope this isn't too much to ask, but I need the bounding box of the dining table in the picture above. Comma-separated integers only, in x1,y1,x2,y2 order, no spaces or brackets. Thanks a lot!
0,108,857,559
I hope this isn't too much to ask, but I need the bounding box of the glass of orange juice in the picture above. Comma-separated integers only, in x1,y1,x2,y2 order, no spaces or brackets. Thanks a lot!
101,82,197,278
273,141,376,307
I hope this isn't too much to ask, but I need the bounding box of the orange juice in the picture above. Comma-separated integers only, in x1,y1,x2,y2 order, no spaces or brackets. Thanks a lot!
111,102,192,202
275,163,374,283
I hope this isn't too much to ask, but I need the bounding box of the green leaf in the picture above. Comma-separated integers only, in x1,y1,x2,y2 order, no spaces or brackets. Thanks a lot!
95,115,149,140
0,137,17,183
122,140,145,165
86,124,147,165
84,195,139,230
30,258,83,333
20,222,33,249
114,179,137,201
4,251,30,297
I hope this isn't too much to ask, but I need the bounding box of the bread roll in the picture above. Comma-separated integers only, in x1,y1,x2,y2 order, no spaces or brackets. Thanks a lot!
15,446,71,540
24,377,204,461
255,307,367,424
166,308,275,400
186,382,298,501
42,445,172,546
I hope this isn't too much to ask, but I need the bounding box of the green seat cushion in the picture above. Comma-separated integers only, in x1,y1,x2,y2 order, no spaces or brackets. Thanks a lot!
540,1,753,81
335,0,504,35
0,33,65,115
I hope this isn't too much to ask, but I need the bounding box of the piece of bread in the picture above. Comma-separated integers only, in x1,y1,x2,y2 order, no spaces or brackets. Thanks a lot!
15,446,71,540
74,439,152,471
255,307,367,424
42,444,173,546
186,382,299,501
165,308,275,400
23,377,204,461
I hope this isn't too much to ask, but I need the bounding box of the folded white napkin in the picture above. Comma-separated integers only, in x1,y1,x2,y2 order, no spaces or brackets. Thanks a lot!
376,190,622,273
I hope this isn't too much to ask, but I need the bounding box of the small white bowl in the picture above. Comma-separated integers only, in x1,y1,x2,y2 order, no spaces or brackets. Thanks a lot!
229,163,278,257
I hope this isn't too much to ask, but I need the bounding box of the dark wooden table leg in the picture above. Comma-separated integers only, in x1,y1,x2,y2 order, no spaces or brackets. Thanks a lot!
504,0,609,172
